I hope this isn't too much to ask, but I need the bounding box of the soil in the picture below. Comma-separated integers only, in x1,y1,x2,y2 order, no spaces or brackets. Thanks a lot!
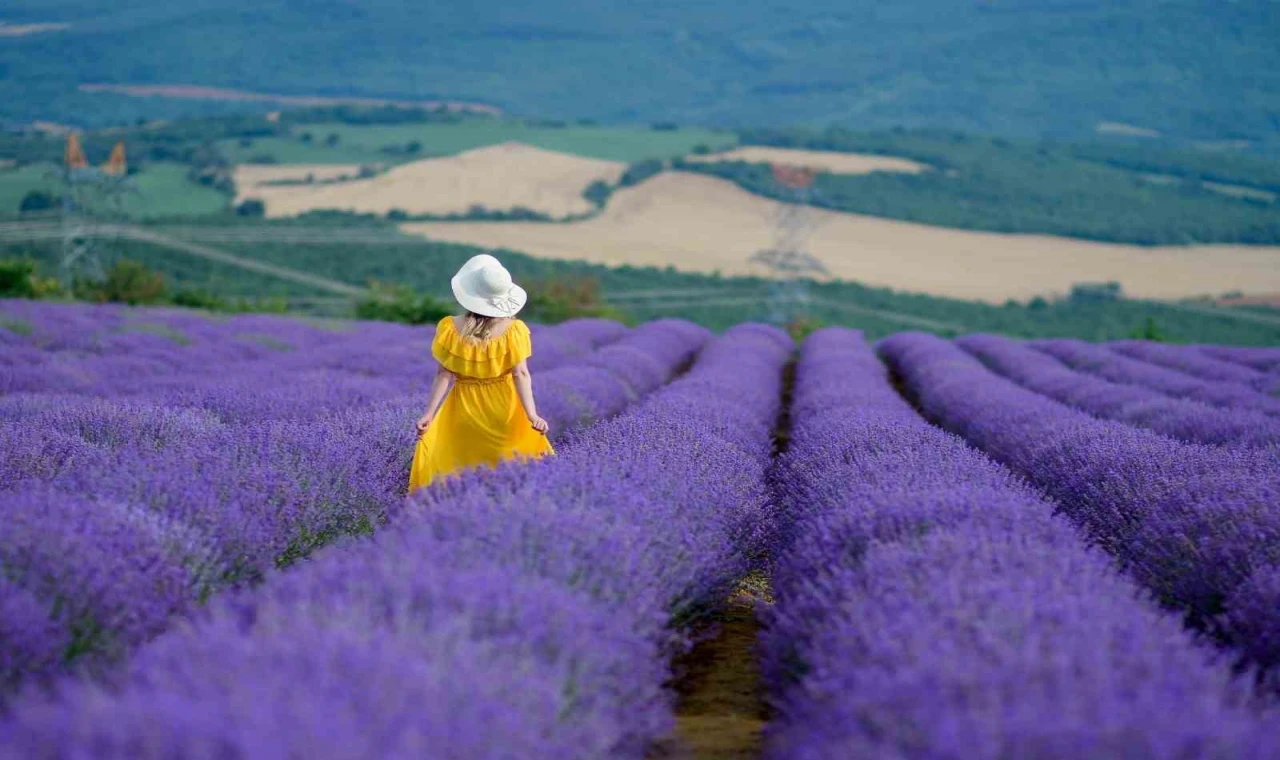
685,145,927,175
653,574,773,760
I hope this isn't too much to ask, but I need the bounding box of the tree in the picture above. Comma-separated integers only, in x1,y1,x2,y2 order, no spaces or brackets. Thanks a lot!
236,198,266,217
405,140,422,154
620,159,664,187
582,180,612,208
325,133,341,147
19,190,57,214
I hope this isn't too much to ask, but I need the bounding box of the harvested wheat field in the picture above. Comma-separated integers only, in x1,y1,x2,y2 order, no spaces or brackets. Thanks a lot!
684,145,928,175
402,171,1280,302
240,142,625,219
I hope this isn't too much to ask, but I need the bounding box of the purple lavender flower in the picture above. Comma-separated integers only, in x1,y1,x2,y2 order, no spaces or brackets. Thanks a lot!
880,331,1280,678
959,333,1280,448
766,327,1280,759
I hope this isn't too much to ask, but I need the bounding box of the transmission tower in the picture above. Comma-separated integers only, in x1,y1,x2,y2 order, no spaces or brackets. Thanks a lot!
49,135,133,285
749,164,829,324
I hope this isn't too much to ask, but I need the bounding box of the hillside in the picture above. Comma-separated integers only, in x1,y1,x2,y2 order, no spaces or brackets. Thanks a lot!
2,1,1279,151
235,143,626,219
6,219,1280,346
402,170,1280,302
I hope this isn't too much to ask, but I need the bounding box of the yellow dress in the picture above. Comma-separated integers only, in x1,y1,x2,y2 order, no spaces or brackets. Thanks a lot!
408,317,555,492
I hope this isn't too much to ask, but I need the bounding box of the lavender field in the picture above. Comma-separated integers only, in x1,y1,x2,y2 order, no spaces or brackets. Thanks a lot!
2,299,1280,758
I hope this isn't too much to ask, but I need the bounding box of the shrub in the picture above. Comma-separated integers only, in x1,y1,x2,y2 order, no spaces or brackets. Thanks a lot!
75,259,168,305
523,276,624,324
18,190,57,214
0,258,62,299
236,199,266,217
354,281,452,325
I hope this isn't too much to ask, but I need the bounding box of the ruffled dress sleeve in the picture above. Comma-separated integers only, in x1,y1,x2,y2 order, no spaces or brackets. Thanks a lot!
432,318,532,378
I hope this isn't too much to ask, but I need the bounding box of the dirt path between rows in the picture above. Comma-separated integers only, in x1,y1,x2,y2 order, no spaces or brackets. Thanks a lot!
655,574,773,759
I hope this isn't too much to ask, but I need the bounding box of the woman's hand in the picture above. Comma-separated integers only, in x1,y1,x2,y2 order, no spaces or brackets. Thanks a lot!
415,413,433,437
528,415,549,434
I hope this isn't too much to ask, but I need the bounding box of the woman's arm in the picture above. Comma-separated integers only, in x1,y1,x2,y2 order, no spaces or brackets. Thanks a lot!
415,363,454,436
512,359,549,433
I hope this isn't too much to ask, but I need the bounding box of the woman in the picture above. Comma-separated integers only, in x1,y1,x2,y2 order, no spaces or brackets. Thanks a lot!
408,254,553,493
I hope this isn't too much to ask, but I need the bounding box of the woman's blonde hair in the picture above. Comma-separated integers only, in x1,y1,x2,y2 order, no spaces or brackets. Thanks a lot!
459,311,502,341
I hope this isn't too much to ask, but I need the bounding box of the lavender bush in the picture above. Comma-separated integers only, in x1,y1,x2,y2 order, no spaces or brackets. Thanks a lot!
765,327,1279,758
880,332,1280,681
1197,345,1280,374
0,324,790,759
1032,338,1280,417
0,300,690,691
1109,340,1279,394
957,333,1280,448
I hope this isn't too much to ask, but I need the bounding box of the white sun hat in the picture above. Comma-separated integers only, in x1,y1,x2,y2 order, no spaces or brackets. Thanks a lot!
450,254,528,318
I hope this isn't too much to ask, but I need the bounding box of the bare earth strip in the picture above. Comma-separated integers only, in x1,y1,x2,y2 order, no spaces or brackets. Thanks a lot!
78,83,501,115
244,143,626,219
684,146,927,175
402,171,1280,303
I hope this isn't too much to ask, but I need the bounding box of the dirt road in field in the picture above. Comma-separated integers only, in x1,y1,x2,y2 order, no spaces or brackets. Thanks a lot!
402,171,1280,303
78,83,501,115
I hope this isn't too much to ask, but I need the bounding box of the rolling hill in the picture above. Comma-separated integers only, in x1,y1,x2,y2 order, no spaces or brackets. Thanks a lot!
2,1,1278,152
401,169,1280,303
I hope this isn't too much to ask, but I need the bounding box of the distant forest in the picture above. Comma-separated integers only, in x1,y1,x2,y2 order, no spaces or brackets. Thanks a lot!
684,128,1280,245
2,0,1278,152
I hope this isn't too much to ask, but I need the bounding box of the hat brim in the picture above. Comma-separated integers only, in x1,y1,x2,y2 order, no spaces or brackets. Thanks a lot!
451,276,527,318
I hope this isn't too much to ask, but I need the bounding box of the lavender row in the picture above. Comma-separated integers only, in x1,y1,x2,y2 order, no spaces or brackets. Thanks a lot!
880,332,1280,682
1031,338,1280,418
0,304,648,692
764,328,1278,758
1109,340,1280,395
0,324,791,759
957,333,1280,448
1,300,620,407
1196,345,1280,374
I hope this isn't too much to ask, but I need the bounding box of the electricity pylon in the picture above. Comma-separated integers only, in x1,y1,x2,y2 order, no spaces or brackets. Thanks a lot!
749,164,829,324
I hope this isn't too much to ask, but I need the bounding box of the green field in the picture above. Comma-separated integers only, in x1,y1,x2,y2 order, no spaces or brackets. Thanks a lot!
8,220,1278,346
0,164,55,215
0,162,228,219
218,121,736,165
